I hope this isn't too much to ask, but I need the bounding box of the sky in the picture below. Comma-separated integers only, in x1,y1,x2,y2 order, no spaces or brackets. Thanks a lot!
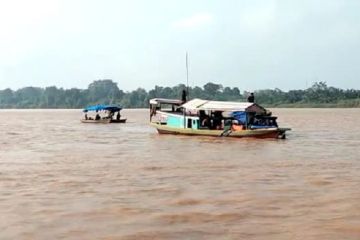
0,0,359,91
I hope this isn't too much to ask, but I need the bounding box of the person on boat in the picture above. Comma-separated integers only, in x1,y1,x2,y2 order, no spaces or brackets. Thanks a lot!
231,120,244,131
95,113,101,120
201,116,210,128
181,89,187,103
212,111,223,130
85,113,88,120
116,111,121,120
199,110,208,128
104,111,112,119
220,119,233,136
247,92,255,103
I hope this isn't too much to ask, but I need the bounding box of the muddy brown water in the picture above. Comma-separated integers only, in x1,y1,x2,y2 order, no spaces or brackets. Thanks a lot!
0,109,359,239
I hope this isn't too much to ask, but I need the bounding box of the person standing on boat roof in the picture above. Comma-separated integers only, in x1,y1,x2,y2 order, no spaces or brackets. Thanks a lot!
181,89,187,103
247,92,255,103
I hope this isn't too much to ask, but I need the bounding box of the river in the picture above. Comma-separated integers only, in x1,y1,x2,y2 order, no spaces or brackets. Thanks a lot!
0,109,359,239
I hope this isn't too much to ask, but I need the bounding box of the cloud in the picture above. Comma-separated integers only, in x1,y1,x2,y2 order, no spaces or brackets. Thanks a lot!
172,13,213,29
0,0,61,65
238,3,277,33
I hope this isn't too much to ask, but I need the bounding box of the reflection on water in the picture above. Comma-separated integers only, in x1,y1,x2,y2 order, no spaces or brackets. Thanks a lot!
0,109,360,240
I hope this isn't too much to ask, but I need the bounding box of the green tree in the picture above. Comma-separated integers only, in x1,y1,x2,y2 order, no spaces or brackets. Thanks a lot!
87,79,122,104
0,88,15,107
14,87,43,108
203,82,223,97
1,80,360,108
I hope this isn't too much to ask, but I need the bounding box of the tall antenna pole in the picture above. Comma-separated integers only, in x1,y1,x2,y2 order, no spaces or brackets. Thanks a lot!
186,52,189,99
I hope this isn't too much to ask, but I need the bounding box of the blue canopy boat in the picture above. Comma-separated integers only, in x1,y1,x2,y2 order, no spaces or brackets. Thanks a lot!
81,104,127,123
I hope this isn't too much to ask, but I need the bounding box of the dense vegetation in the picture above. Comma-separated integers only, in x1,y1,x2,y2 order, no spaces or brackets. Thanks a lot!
0,80,360,108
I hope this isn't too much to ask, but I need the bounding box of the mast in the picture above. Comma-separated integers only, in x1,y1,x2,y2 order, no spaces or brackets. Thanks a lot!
184,52,189,129
186,52,189,99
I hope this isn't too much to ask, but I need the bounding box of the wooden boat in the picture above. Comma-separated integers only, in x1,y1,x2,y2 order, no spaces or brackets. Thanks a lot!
81,104,126,124
149,98,291,139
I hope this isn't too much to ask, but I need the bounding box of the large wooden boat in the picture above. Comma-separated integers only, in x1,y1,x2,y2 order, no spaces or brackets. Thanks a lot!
81,104,127,124
149,98,291,139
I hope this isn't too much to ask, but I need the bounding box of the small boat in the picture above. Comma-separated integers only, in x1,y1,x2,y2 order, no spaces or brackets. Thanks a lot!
81,104,127,123
149,98,291,139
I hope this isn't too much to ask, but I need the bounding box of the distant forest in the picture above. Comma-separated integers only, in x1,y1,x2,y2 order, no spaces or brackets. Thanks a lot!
1,79,360,108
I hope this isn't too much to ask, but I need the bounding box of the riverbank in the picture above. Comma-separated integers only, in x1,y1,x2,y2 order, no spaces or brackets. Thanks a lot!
264,99,360,108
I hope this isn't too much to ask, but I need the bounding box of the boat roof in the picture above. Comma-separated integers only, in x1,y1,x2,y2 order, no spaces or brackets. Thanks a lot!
181,98,266,113
149,98,183,105
83,104,122,112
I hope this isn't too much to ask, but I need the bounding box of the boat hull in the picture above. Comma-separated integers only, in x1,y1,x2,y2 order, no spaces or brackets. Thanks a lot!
110,118,127,123
151,123,290,139
81,119,111,123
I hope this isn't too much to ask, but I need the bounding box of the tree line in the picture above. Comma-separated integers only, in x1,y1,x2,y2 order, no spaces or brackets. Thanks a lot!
0,80,360,108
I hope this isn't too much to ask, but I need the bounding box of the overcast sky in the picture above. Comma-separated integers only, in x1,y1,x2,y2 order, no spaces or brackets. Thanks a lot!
0,0,359,91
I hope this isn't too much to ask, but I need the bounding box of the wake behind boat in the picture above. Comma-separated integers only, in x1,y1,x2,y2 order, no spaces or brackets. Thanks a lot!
149,98,290,139
81,104,127,123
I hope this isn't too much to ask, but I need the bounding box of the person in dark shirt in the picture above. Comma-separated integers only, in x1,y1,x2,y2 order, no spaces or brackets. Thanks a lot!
95,112,101,120
247,92,255,103
181,89,187,103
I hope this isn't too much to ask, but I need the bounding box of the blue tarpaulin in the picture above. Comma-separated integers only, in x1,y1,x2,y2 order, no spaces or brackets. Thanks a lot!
83,105,122,112
232,111,247,124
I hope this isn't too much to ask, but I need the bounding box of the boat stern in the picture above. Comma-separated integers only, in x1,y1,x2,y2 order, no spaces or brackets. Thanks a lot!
277,127,291,139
